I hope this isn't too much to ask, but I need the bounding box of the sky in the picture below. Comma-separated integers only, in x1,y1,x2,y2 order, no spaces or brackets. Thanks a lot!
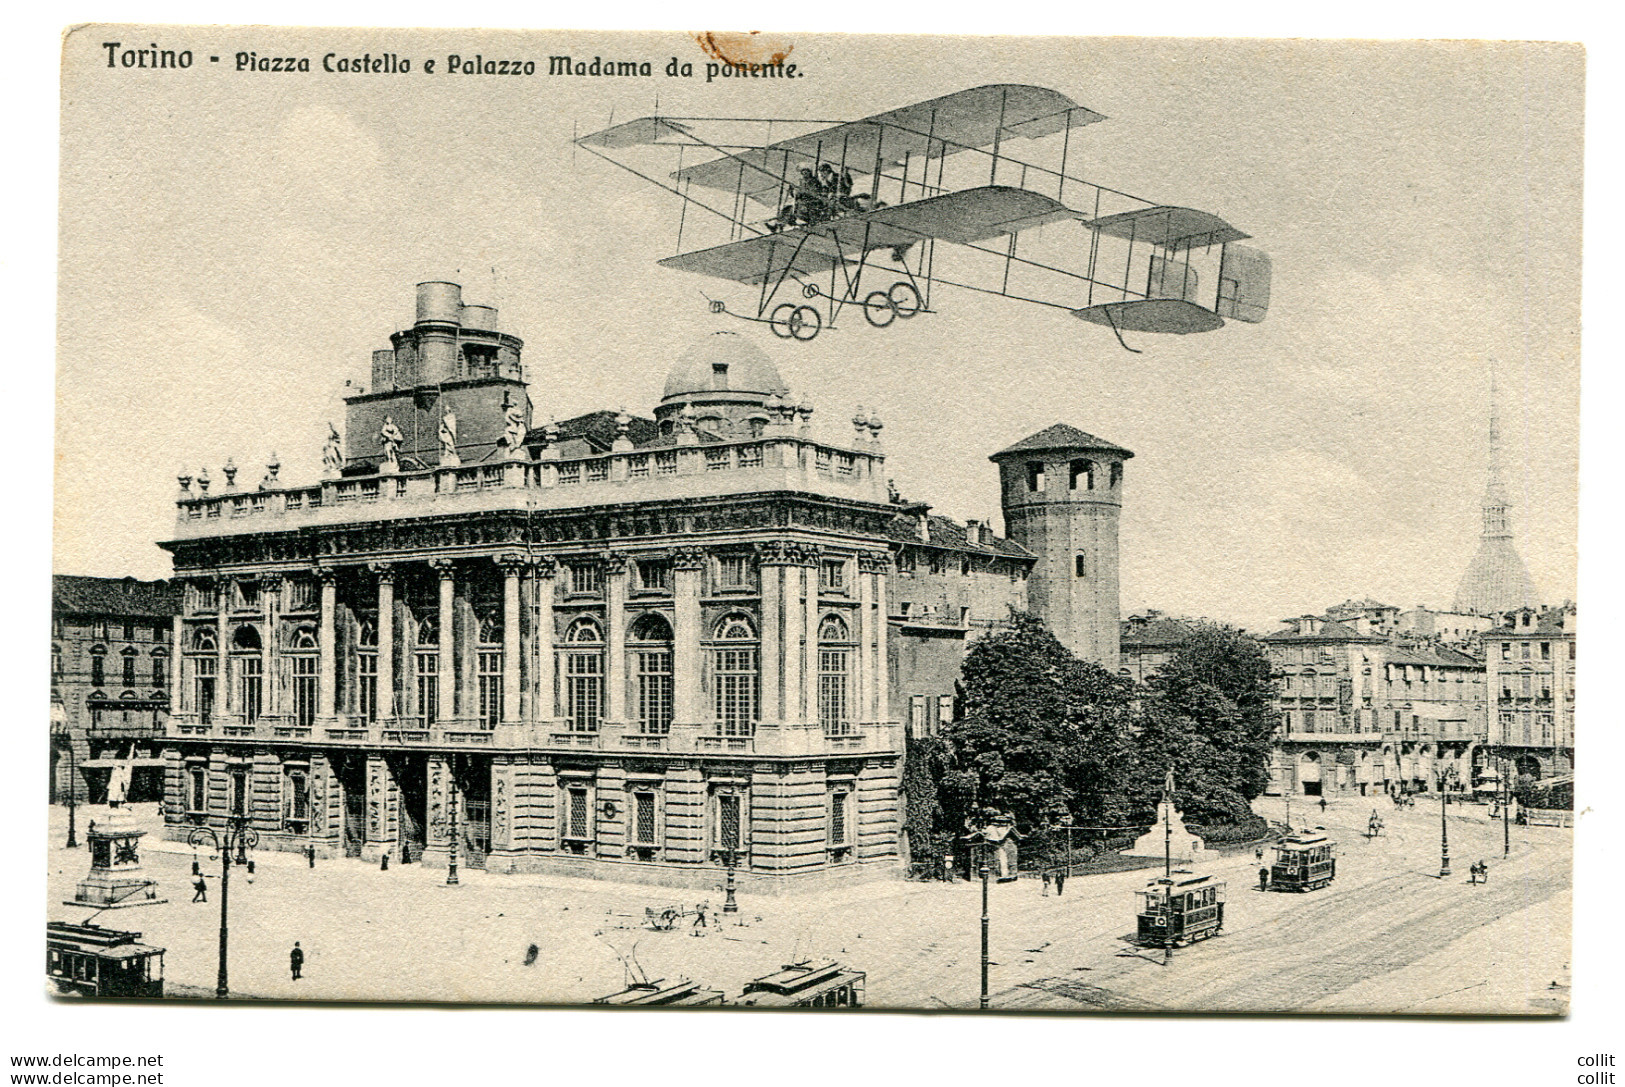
55,31,1582,632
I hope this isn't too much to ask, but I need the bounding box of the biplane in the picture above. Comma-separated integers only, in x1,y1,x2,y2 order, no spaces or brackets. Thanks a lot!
574,84,1271,350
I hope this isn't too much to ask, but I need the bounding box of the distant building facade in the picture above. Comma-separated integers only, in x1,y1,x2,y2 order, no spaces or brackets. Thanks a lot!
153,282,1125,888
1482,603,1575,781
50,576,181,804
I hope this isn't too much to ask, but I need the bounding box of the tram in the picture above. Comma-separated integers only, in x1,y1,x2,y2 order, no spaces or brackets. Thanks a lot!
1136,873,1226,948
593,976,725,1006
46,922,165,998
737,959,866,1008
1269,830,1337,891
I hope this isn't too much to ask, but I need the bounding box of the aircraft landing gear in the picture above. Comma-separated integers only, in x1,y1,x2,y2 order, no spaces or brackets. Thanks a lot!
863,281,925,328
770,303,822,341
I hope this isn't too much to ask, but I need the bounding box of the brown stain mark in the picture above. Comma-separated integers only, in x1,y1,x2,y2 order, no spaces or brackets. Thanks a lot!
692,32,794,69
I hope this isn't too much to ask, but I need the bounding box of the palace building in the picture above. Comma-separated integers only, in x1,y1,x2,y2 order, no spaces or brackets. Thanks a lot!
156,281,1130,889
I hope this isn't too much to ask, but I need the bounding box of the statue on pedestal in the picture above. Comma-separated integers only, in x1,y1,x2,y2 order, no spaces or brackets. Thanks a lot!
321,423,344,477
438,409,460,467
379,415,405,472
500,392,526,459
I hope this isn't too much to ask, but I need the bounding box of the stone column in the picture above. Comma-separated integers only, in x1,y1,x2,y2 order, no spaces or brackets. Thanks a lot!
216,577,230,716
170,614,185,713
856,557,874,723
604,552,628,725
369,563,395,722
758,543,786,723
672,548,705,725
260,575,281,716
430,559,456,724
532,559,557,721
802,547,822,724
316,566,338,719
498,554,524,726
781,560,803,726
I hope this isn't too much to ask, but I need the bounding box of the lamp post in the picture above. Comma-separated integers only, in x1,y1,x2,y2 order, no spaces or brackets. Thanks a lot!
1501,757,1512,859
1437,763,1455,878
720,846,740,915
432,766,461,887
978,837,990,1010
187,815,259,999
52,706,78,849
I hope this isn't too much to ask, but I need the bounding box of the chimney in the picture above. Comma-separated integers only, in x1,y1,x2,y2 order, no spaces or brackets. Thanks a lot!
966,519,982,546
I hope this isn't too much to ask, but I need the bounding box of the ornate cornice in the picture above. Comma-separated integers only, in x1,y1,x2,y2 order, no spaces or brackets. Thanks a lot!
757,541,794,566
858,550,894,575
428,557,456,579
312,564,339,585
494,552,530,575
601,550,629,577
672,547,706,572
531,556,557,579
367,561,396,584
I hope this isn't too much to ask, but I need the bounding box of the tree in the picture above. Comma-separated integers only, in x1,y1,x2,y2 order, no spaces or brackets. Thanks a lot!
1131,624,1278,824
941,611,1136,836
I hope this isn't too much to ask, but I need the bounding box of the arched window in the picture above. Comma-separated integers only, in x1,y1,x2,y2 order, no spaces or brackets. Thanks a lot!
564,618,604,731
474,611,502,729
711,614,758,736
1069,459,1095,491
191,627,217,653
1074,553,1088,579
232,625,262,651
289,626,318,728
356,619,378,724
818,615,854,735
630,613,674,734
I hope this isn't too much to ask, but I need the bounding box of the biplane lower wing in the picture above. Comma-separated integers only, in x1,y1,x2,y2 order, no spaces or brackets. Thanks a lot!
658,186,1077,285
1071,299,1226,335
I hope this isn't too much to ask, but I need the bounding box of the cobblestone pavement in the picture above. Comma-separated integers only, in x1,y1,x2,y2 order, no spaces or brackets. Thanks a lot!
45,797,1568,1013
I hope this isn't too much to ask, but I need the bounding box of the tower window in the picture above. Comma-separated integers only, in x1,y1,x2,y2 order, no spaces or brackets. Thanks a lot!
712,362,729,388
1069,459,1095,491
1074,553,1088,578
1026,462,1045,493
1110,462,1122,488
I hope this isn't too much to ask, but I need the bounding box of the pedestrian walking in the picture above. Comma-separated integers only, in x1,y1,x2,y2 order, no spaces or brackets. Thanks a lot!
692,902,708,929
1258,866,1270,892
306,843,316,868
289,942,304,980
1054,869,1067,896
1319,797,1327,814
1041,870,1052,896
191,876,207,902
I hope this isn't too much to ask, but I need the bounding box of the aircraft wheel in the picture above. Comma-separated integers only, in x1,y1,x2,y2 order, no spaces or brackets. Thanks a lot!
789,306,822,341
802,283,821,299
770,303,798,339
889,281,922,318
863,291,897,328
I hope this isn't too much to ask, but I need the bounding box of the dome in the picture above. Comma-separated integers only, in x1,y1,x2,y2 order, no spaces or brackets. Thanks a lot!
662,331,789,402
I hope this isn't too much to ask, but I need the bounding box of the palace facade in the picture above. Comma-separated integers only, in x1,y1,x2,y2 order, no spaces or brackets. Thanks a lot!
157,282,1130,889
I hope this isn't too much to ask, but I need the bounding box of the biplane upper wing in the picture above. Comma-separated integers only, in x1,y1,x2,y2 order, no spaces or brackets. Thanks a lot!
657,186,1078,285
576,116,694,149
671,85,1103,206
1085,206,1250,247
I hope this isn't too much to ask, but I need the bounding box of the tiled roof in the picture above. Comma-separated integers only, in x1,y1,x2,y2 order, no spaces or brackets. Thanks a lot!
1387,643,1482,668
1260,619,1380,643
883,514,1033,560
1120,616,1198,647
523,410,660,452
990,423,1134,460
1484,608,1575,637
53,576,180,619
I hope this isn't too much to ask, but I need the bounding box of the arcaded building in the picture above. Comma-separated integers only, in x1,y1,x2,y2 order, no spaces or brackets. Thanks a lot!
157,282,1127,888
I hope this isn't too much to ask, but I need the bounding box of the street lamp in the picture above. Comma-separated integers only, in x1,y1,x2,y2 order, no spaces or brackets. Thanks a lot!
978,836,990,1010
1437,763,1456,878
431,769,461,887
718,846,740,915
51,705,78,849
187,815,259,999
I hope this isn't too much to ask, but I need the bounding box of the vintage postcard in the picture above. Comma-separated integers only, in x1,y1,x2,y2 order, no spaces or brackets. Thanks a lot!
50,27,1580,1016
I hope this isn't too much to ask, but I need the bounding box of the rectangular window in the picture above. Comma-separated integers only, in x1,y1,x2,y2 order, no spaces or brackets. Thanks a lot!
819,649,850,735
566,653,602,731
292,656,319,728
938,694,955,726
1074,553,1088,578
566,786,590,840
637,651,673,734
1521,642,1531,659
90,656,105,687
1302,709,1316,733
229,769,248,817
1027,462,1045,492
716,792,742,851
714,648,759,735
1500,642,1510,659
122,655,136,689
123,621,136,641
288,579,318,612
830,789,850,847
188,765,207,812
1540,642,1551,660
910,694,927,736
413,652,438,727
156,622,170,642
357,651,377,723
637,559,671,592
568,562,603,597
716,554,753,591
195,657,216,723
240,657,263,724
236,581,260,610
285,770,309,827
478,649,503,728
820,559,846,592
632,790,658,846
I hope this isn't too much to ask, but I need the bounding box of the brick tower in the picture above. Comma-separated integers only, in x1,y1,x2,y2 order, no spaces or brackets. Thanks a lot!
991,424,1133,669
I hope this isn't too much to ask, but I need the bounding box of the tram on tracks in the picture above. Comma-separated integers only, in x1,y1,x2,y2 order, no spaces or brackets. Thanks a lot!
593,976,725,1006
736,959,866,1008
1136,873,1226,948
46,922,165,998
1269,830,1337,891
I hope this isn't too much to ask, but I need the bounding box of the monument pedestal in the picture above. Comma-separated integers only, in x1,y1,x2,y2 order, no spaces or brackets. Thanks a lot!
1123,801,1208,864
69,804,165,909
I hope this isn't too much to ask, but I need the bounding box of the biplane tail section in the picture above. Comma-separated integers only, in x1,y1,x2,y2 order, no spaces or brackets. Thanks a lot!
1216,244,1271,324
577,117,694,149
